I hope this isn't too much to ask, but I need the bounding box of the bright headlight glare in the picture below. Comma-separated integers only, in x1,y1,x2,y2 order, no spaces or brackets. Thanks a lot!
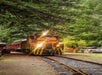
56,44,60,47
36,43,43,48
36,42,44,49
41,30,49,37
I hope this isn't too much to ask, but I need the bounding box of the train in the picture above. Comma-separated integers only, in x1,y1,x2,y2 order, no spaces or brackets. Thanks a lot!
4,39,26,53
0,42,6,55
3,30,64,55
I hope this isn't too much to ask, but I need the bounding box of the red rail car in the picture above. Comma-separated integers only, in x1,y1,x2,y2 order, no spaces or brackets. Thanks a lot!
4,39,26,53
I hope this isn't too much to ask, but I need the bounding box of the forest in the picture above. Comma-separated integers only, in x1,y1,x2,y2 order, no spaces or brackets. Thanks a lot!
0,0,102,48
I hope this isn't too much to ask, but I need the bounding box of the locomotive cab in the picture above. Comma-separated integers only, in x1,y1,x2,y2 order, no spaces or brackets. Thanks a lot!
36,35,59,55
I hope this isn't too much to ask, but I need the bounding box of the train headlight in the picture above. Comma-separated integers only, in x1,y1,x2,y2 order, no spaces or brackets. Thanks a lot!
56,44,60,47
36,42,44,49
36,43,43,48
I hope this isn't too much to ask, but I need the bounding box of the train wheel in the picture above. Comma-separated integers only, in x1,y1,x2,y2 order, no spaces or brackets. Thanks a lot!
1,50,4,55
25,49,30,54
7,50,11,54
1,49,7,55
50,51,55,55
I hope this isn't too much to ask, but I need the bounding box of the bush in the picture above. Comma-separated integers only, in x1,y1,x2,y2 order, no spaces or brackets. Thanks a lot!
63,36,87,49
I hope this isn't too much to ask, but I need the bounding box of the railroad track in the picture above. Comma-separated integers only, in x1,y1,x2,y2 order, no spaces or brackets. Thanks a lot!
57,55,102,65
57,55,102,75
41,56,90,75
41,56,102,75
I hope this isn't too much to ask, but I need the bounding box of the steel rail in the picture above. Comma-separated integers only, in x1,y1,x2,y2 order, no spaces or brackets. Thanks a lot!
57,55,102,65
44,56,90,75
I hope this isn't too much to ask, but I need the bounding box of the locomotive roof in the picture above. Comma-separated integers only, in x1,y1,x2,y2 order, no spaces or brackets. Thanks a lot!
13,39,27,43
29,34,58,37
11,39,27,45
0,42,6,45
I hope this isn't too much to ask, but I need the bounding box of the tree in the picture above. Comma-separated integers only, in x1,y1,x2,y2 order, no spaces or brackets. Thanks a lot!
0,0,80,43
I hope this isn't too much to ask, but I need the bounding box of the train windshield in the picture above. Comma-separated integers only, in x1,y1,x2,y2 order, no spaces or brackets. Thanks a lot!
29,36,34,39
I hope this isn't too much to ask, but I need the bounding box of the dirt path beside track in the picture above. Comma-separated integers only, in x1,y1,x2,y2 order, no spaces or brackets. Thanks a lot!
0,53,58,75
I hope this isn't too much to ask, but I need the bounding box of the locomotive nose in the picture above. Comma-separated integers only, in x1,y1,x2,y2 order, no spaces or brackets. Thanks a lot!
46,44,52,49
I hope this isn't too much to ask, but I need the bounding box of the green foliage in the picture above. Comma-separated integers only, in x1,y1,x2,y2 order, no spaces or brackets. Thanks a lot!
63,36,87,48
0,26,10,41
63,36,75,48
0,0,79,43
0,0,102,47
63,0,102,47
77,40,87,48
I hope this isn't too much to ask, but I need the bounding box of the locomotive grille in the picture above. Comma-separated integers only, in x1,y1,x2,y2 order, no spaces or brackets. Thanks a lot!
46,44,52,49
